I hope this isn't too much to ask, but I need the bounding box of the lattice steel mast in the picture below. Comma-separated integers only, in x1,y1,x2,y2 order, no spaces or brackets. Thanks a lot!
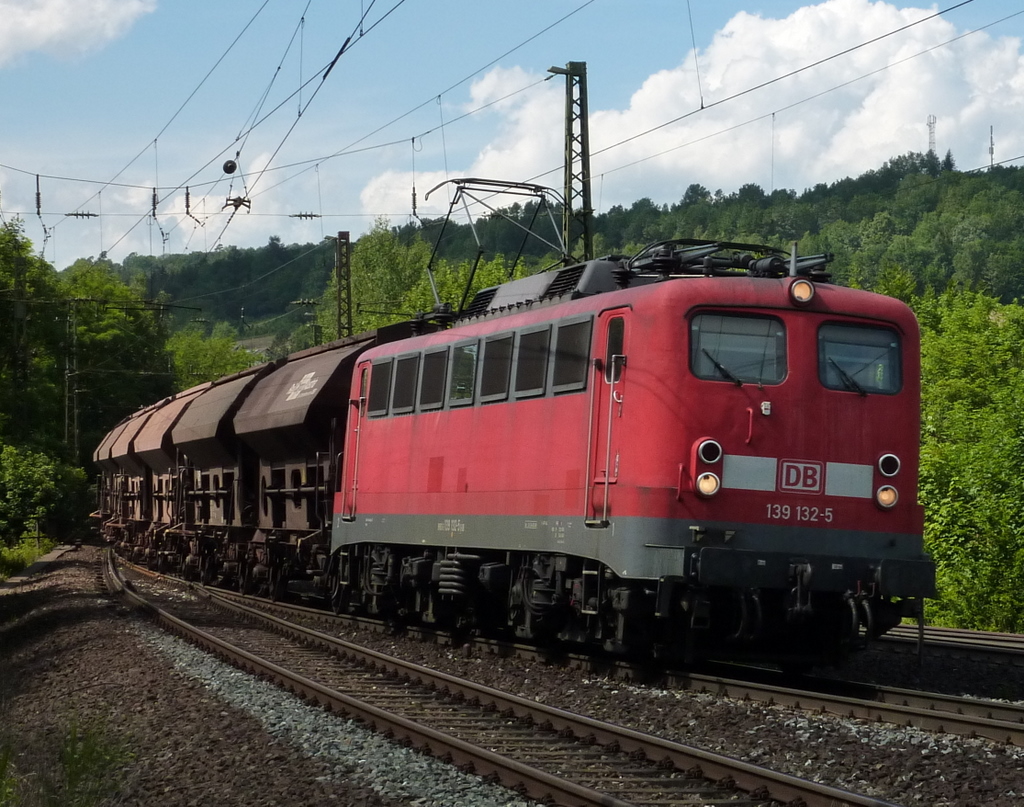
548,61,593,263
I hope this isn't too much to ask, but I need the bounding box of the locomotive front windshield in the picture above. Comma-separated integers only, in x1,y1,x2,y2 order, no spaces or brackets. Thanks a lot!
818,323,901,394
690,313,786,385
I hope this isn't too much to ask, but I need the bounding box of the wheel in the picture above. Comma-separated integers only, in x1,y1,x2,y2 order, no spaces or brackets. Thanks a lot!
239,561,254,595
269,565,287,602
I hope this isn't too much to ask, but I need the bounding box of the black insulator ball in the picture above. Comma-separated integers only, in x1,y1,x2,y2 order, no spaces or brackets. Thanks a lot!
223,160,238,175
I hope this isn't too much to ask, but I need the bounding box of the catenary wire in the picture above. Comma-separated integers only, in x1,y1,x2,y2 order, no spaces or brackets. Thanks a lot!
596,8,1021,180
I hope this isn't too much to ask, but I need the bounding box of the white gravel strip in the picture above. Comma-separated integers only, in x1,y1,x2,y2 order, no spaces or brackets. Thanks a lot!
137,623,541,807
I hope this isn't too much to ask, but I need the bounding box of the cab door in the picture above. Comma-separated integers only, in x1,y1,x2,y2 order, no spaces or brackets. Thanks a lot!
587,309,628,526
339,364,370,521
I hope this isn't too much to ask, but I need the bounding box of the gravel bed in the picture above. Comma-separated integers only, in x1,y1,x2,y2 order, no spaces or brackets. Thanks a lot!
0,545,538,807
320,618,1024,806
7,546,1023,806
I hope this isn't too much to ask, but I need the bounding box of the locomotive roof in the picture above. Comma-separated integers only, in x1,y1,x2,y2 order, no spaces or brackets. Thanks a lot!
457,239,833,323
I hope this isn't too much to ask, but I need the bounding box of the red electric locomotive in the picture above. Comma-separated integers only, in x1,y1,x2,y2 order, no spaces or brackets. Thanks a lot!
330,240,935,667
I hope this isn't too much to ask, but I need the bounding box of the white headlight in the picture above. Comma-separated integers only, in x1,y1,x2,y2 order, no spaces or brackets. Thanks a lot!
790,278,815,304
696,472,721,497
876,485,898,509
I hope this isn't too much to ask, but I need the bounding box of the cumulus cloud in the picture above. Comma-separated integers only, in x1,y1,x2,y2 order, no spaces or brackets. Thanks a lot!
0,0,156,67
360,67,565,219
361,0,1024,221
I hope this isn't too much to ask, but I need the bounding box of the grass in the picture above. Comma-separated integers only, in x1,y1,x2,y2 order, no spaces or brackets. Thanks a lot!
0,746,16,807
0,539,56,582
0,718,130,807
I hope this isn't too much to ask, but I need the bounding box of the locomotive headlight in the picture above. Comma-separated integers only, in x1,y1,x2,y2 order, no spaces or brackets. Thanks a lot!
789,278,815,305
876,485,898,509
878,453,900,477
697,439,723,464
696,472,721,497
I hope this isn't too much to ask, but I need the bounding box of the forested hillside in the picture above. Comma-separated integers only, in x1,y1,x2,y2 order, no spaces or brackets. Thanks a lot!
3,150,1024,631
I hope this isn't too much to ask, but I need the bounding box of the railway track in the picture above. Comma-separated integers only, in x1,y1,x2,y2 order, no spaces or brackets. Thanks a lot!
882,624,1024,665
180,572,1024,746
118,557,1024,748
106,551,907,807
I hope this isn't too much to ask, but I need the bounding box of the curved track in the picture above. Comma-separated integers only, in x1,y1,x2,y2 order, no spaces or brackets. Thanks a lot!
178,570,1024,748
105,551,906,807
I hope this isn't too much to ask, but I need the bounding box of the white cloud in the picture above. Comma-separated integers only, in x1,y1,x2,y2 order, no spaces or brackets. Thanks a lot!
360,0,1024,222
359,68,565,220
0,0,156,67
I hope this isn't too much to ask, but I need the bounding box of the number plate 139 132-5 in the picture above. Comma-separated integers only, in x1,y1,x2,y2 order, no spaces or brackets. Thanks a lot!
766,504,834,523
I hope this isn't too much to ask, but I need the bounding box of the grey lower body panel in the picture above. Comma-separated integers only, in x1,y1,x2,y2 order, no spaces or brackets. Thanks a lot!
333,512,932,595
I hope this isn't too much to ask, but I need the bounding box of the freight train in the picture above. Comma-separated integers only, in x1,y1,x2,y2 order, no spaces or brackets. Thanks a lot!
94,239,935,668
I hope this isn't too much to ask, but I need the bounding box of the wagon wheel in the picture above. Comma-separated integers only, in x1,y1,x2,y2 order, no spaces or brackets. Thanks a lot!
239,559,254,595
324,555,344,613
200,555,216,586
269,564,288,602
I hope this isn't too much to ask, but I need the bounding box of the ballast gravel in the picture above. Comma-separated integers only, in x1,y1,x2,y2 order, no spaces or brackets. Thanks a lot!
4,544,1024,807
0,546,537,807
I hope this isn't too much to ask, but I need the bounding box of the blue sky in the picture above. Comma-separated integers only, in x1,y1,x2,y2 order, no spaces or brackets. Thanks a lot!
0,0,1021,267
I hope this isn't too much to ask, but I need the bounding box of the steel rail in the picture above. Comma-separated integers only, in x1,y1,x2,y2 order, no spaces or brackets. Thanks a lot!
118,557,1024,747
194,579,900,806
885,624,1024,664
201,577,1024,745
104,552,635,807
669,673,1024,746
108,552,900,807
117,557,1024,747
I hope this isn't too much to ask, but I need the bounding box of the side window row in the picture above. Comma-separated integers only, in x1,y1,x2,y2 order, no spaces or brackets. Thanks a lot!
367,317,593,417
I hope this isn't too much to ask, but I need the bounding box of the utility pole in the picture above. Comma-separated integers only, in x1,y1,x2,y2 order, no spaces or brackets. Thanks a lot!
333,231,352,339
64,300,79,463
548,61,593,263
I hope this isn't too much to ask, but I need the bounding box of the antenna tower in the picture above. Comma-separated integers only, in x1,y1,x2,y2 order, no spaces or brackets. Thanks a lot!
927,114,936,153
548,61,593,263
990,126,995,169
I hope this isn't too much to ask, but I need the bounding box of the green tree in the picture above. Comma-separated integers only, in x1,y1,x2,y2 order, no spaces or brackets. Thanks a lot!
915,290,1024,631
166,322,256,390
60,258,174,461
0,442,86,544
318,219,432,339
0,221,65,451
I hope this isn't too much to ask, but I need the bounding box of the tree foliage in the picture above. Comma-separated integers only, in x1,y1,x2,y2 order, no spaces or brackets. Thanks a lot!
0,441,87,545
0,224,166,542
317,218,434,340
915,290,1024,631
59,257,175,459
166,323,257,391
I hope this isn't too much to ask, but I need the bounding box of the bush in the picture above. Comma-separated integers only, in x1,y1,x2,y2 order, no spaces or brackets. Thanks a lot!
0,538,56,582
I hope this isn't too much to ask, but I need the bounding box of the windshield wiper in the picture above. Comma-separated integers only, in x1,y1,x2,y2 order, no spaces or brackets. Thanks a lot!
703,349,743,386
829,357,866,396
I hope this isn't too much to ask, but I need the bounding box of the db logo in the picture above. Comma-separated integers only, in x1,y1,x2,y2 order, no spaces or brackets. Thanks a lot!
778,460,824,493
